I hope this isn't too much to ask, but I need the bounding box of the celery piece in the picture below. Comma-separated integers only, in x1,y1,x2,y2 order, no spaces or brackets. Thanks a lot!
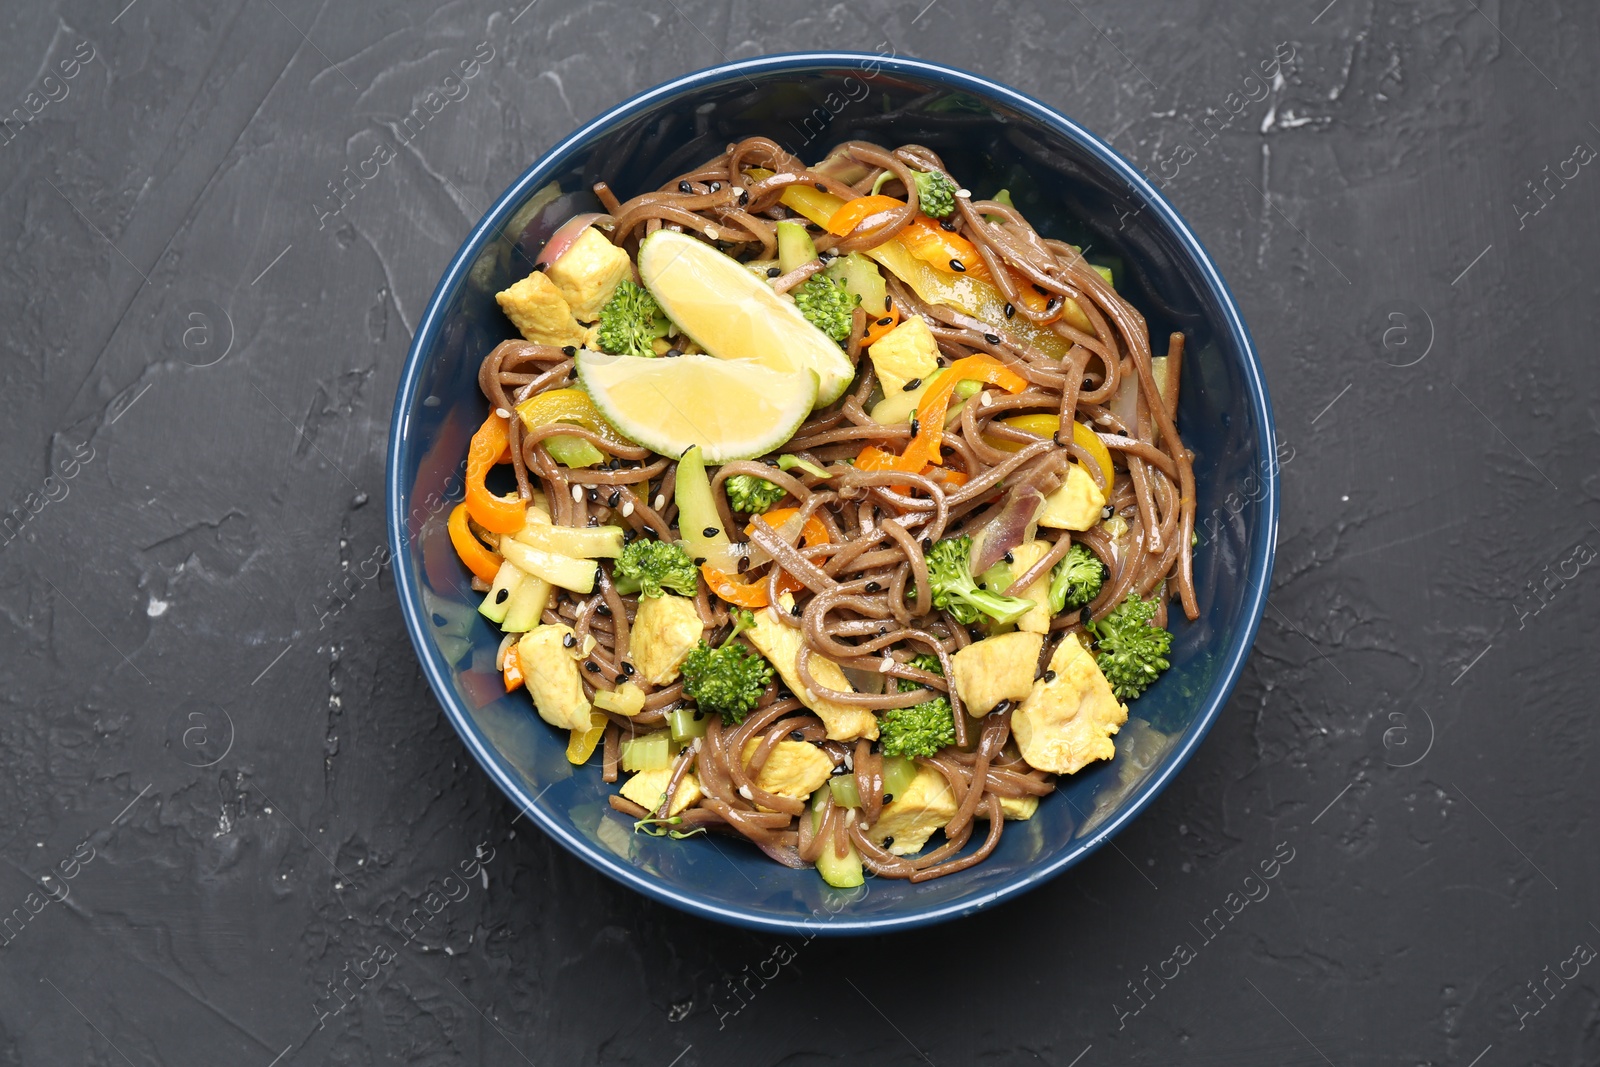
673,445,736,572
776,219,817,275
809,787,865,888
667,707,709,742
824,252,887,318
546,433,606,468
500,575,552,633
881,755,918,800
828,775,862,809
478,561,525,625
620,732,674,772
594,682,645,716
777,454,831,480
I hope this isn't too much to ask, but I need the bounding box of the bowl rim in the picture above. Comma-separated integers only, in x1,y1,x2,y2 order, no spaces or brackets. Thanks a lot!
386,50,1278,935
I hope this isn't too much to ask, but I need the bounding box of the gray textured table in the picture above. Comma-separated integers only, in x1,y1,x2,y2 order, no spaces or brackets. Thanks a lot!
3,2,1596,1064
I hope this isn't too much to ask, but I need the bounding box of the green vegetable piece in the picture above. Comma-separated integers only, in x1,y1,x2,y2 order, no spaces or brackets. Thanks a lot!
679,608,773,724
478,560,524,624
792,273,857,344
895,652,944,693
881,754,919,797
911,169,959,218
596,279,670,358
667,707,709,742
544,433,607,468
633,813,705,839
620,732,674,772
500,575,548,632
674,445,735,572
828,775,862,809
777,454,832,480
824,252,887,317
1088,594,1173,701
809,787,865,888
613,539,699,598
725,473,786,514
1049,543,1107,614
878,699,955,758
921,535,1036,626
776,219,818,275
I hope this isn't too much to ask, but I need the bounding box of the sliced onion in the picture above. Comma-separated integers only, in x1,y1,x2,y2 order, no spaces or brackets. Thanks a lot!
970,485,1046,575
536,212,606,270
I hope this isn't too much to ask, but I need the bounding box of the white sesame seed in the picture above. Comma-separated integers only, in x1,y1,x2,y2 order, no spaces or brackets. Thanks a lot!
705,226,719,240
572,485,584,502
495,407,511,419
653,494,666,510
844,809,857,825
737,784,754,800
877,658,893,673
621,500,634,517
955,188,971,198
979,390,992,407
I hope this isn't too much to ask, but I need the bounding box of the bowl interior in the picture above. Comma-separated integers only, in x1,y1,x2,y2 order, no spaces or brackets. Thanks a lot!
387,54,1275,934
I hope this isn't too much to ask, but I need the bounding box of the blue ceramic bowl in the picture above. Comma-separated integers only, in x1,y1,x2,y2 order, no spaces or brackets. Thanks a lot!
386,52,1277,934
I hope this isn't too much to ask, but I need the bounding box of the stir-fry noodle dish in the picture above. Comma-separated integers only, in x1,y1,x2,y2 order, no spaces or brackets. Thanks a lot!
446,137,1196,888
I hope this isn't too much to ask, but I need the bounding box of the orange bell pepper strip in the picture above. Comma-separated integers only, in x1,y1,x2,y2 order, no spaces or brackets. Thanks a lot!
502,647,525,693
1009,271,1064,325
748,507,831,548
701,566,771,609
825,194,907,237
900,355,1028,469
465,412,527,534
448,503,504,583
898,215,991,281
861,300,901,348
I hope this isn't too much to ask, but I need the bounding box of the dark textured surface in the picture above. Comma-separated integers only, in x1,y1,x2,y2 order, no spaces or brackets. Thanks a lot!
1,2,1595,1064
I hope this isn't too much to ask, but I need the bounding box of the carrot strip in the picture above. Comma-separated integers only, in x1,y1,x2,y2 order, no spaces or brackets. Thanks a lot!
900,355,1028,470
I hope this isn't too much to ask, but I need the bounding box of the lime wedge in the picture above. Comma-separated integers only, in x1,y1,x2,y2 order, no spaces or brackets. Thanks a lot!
637,230,856,407
575,350,817,462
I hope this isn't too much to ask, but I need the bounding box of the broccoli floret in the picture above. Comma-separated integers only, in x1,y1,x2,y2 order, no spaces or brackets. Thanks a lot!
679,609,773,724
792,274,857,343
922,536,1036,626
912,169,959,219
1049,543,1108,614
896,652,944,693
725,473,786,514
878,696,956,758
596,279,670,357
612,539,698,598
1088,595,1172,701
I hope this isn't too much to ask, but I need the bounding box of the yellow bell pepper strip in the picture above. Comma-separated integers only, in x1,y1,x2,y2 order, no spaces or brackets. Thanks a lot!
566,709,607,764
465,413,527,534
987,414,1117,489
502,646,525,693
898,215,991,281
448,503,504,583
772,180,1089,350
825,194,908,237
515,387,633,468
899,355,1028,470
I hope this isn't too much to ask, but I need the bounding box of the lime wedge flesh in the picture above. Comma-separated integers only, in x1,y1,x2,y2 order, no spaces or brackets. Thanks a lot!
637,230,856,407
576,350,817,462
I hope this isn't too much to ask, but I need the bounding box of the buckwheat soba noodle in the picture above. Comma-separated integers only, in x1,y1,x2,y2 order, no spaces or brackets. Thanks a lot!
449,136,1195,888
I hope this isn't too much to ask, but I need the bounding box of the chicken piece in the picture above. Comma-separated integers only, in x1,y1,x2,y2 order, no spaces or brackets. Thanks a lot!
740,737,834,802
997,539,1054,635
516,624,592,731
495,271,590,348
976,793,1040,821
544,227,633,322
867,314,940,396
1037,463,1108,531
619,768,702,817
1012,635,1128,774
950,630,1044,716
630,593,704,685
863,765,958,856
746,597,878,741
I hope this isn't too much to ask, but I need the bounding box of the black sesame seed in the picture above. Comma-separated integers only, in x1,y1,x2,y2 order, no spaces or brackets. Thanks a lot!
789,730,805,741
767,266,781,278
815,182,827,191
623,528,637,543
1003,551,1014,564
493,588,509,604
597,603,612,617
909,418,920,437
884,295,893,311
615,672,627,684
567,368,577,379
703,527,719,538
949,259,966,272
562,632,576,648
902,378,921,392
940,218,957,231
585,662,600,673
562,345,577,357
984,332,1001,344
737,556,750,573
665,347,681,358
1044,669,1057,682
921,538,933,552
1033,284,1049,296
739,189,749,205
531,262,546,272
881,794,893,805
607,489,621,508
791,602,803,617
864,581,881,593
693,557,706,566
693,710,705,721
709,181,721,192
876,316,893,327
832,764,849,776
1004,303,1015,319
622,663,635,677
678,180,692,193
586,487,599,503
878,625,889,635
1046,297,1060,310
1083,377,1095,390
882,836,894,847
